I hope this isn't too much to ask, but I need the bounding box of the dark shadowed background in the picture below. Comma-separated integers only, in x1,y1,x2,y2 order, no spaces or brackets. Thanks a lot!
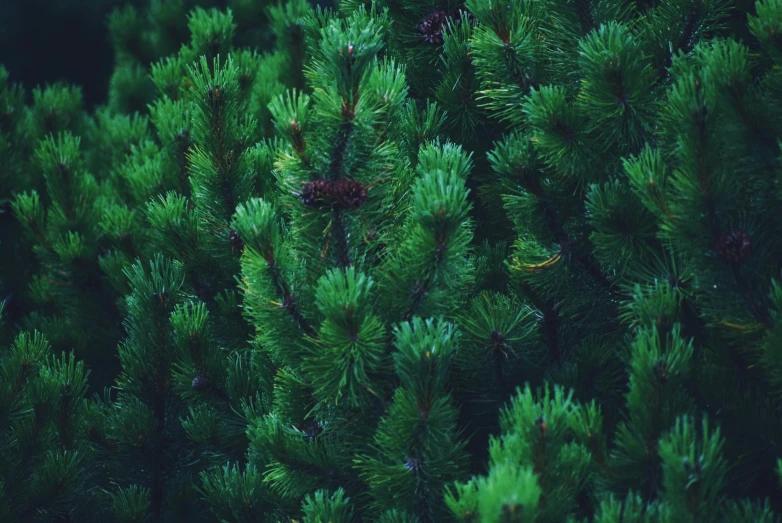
0,0,333,109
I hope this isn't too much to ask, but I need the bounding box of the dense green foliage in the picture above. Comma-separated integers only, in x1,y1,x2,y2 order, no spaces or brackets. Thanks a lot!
2,0,782,521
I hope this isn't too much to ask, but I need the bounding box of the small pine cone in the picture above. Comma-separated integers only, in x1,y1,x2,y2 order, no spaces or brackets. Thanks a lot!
300,179,367,209
331,178,367,209
302,419,323,440
654,360,669,384
716,230,751,264
300,179,331,207
417,11,448,45
404,456,422,471
192,375,210,391
230,230,244,252
490,329,506,346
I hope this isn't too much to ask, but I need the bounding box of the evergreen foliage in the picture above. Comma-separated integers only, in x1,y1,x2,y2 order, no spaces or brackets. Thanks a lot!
2,0,782,521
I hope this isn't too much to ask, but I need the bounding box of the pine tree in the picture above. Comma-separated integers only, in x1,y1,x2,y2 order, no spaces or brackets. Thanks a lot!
211,4,477,520
86,255,241,521
0,331,95,521
412,0,782,520
8,86,137,389
83,2,317,520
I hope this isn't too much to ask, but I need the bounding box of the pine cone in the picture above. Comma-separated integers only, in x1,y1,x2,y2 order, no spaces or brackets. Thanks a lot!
192,375,210,391
230,230,244,252
331,178,367,209
300,179,332,207
404,456,422,471
716,230,751,264
300,179,367,209
301,419,323,440
417,11,448,45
